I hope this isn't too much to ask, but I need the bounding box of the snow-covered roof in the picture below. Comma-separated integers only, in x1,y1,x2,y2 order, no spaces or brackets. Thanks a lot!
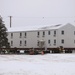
7,23,74,32
7,26,39,32
38,24,62,30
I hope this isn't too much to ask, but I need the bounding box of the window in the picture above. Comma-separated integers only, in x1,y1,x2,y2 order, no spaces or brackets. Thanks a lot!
20,33,22,38
43,31,45,37
48,31,50,35
38,32,39,35
25,32,27,38
54,39,56,45
61,39,64,44
74,31,75,35
25,40,27,46
20,40,22,46
54,31,56,37
74,40,75,43
11,33,13,38
11,41,13,46
37,41,39,46
54,39,56,43
48,40,50,44
54,31,56,35
61,30,64,35
37,32,39,37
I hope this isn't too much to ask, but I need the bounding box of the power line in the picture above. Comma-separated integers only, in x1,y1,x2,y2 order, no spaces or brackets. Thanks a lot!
2,16,75,19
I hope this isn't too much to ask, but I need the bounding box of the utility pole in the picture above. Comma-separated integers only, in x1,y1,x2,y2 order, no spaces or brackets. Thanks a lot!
9,16,12,28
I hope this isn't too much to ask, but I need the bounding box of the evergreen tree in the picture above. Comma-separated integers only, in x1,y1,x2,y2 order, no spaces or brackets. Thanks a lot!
0,16,10,48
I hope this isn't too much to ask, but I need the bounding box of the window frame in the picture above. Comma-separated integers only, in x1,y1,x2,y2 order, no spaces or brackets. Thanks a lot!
11,41,13,46
54,31,56,35
48,40,50,44
24,40,27,46
20,32,22,38
11,33,13,38
48,31,50,35
25,32,27,38
43,31,45,37
61,39,64,44
20,40,22,46
61,30,64,35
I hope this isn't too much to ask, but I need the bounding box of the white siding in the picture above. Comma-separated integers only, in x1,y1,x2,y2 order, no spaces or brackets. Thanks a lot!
57,24,75,48
7,23,75,48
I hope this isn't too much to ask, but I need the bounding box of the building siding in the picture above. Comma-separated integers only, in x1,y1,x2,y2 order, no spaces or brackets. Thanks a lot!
7,23,75,49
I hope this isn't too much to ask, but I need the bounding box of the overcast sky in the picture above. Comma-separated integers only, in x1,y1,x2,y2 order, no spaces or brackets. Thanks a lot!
0,0,75,28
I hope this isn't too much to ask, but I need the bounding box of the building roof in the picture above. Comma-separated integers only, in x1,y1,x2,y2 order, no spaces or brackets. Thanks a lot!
38,24,62,30
39,23,75,30
7,26,38,32
7,23,74,32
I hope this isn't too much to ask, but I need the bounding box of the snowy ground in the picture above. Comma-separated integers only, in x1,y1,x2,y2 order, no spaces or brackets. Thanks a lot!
0,53,75,75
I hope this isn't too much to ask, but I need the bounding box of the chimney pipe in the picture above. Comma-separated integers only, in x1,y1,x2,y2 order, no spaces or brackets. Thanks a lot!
9,16,12,28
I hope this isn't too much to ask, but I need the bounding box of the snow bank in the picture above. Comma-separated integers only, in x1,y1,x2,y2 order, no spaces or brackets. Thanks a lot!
0,54,75,75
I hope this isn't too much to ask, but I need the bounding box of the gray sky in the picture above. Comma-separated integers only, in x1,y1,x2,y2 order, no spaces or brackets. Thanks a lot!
0,0,75,28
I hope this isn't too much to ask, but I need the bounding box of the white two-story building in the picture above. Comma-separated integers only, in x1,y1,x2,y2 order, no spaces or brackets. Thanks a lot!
7,23,75,49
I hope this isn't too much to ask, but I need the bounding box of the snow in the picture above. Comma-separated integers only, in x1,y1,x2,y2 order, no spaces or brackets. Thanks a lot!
7,23,75,32
0,54,75,75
